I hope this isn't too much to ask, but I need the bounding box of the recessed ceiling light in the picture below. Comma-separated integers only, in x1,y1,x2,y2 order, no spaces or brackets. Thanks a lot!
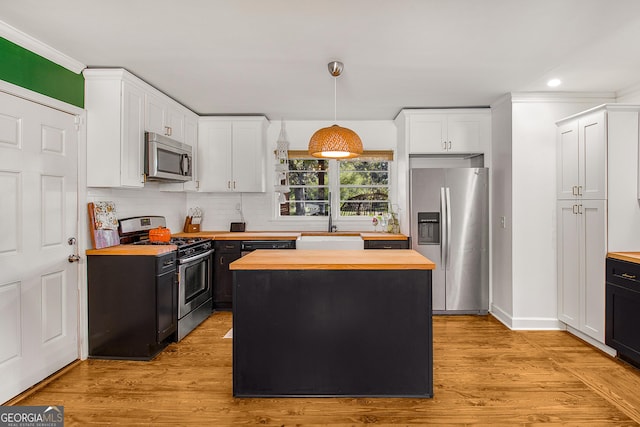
547,78,562,87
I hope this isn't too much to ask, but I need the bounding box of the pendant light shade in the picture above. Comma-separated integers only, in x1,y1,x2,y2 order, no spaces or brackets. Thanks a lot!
308,61,363,159
309,124,363,158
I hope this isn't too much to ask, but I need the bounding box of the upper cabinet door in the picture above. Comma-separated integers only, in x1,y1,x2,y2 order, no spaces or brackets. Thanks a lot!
557,110,606,200
121,81,146,187
557,121,579,200
145,92,186,142
406,110,489,154
145,92,166,136
409,114,447,153
579,111,606,200
166,105,185,142
197,120,233,192
232,120,266,192
446,114,485,153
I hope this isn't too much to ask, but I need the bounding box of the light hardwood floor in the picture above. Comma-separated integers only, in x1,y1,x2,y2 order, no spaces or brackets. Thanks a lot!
10,312,640,426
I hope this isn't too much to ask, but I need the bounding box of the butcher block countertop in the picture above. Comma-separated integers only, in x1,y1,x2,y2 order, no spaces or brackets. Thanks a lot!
172,231,408,241
86,245,177,256
230,249,435,271
607,252,640,264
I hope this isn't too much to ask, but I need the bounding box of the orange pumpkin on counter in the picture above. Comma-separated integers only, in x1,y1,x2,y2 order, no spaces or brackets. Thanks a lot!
149,226,171,243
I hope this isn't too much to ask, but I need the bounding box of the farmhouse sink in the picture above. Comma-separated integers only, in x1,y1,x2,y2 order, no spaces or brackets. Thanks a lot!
296,235,365,250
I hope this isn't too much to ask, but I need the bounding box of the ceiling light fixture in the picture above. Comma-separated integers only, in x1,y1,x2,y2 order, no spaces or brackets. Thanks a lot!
547,78,562,88
308,61,363,159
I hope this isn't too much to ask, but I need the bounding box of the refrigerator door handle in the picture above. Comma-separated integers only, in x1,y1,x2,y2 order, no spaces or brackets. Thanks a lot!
440,187,447,268
445,187,452,270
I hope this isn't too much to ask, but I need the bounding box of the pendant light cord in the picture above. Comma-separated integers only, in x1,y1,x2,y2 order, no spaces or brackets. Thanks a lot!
333,75,337,122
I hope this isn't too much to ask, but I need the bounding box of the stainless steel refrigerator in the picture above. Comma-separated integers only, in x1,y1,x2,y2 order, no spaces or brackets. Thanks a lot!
410,168,489,314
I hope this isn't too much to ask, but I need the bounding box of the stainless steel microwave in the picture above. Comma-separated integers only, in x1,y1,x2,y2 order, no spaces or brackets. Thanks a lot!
145,132,193,182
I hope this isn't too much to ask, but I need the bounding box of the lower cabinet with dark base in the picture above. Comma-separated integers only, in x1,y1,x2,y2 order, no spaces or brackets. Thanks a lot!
233,268,433,397
606,258,640,368
87,252,177,360
213,241,242,310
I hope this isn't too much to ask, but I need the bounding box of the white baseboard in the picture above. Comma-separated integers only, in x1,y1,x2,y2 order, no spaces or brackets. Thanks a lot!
489,303,513,329
490,303,564,330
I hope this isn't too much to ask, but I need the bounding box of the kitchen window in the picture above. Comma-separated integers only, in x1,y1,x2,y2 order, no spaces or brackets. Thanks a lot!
278,151,392,218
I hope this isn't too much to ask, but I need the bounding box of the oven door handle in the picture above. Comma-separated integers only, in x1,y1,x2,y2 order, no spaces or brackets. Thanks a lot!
178,249,214,265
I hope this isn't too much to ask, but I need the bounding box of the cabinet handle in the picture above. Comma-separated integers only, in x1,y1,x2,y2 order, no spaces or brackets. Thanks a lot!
165,126,172,136
442,141,447,150
622,273,637,279
577,204,583,214
227,181,231,189
578,185,583,196
220,256,225,265
448,141,452,150
233,181,236,189
572,204,578,214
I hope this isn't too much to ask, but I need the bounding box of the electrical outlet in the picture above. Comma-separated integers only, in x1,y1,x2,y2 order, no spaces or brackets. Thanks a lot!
235,203,242,212
500,216,506,229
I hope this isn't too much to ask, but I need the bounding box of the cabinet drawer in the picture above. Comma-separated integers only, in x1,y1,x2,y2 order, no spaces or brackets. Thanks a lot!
364,239,409,249
215,241,242,253
607,258,640,290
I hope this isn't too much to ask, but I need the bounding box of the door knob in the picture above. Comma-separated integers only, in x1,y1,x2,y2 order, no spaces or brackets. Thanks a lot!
68,237,76,245
68,254,81,263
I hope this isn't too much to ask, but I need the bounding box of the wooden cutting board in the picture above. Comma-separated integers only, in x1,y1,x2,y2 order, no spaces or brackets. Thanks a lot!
88,202,120,249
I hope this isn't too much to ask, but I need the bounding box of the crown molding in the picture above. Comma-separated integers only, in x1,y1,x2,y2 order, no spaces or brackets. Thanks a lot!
509,91,615,104
0,19,85,74
616,81,640,101
489,93,512,109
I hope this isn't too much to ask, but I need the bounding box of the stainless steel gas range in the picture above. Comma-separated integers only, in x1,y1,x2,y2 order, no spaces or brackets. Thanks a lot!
119,216,213,341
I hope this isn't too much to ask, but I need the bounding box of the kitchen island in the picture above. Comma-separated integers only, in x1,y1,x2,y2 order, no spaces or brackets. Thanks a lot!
230,249,435,398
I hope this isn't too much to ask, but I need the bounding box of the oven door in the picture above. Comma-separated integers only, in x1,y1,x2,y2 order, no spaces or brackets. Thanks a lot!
178,249,213,319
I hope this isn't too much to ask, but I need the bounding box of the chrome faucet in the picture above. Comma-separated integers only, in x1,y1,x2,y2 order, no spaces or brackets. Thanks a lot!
327,192,336,232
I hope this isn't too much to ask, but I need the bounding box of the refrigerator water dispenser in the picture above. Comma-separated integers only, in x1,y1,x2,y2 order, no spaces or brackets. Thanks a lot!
418,212,440,245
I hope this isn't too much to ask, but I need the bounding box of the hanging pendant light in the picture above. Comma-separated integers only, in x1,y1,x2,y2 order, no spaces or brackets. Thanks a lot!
308,61,363,159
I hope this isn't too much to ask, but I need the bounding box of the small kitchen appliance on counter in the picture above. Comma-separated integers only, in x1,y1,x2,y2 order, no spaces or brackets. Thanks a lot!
119,216,214,341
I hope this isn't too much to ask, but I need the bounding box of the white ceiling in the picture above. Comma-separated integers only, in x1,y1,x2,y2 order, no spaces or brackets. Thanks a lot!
2,0,640,120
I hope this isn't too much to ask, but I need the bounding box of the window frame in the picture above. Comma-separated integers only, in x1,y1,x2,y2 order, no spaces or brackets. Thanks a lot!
274,151,394,223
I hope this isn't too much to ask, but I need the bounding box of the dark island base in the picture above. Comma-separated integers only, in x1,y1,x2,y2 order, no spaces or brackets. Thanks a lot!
233,269,433,398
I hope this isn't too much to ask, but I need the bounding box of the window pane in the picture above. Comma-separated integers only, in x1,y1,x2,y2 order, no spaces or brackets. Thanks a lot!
339,160,390,217
279,159,330,217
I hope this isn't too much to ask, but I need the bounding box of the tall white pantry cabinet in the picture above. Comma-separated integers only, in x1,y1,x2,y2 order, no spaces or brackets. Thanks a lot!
556,104,640,347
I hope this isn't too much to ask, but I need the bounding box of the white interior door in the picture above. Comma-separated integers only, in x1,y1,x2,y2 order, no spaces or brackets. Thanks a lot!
0,91,79,404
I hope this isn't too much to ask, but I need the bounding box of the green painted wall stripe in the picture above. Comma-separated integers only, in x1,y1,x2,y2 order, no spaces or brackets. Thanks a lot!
0,37,84,108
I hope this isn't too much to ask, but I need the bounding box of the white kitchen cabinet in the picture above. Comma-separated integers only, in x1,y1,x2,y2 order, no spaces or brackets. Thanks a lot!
400,109,490,154
145,91,186,143
557,199,606,342
84,68,198,189
556,110,606,200
197,116,268,192
84,69,146,187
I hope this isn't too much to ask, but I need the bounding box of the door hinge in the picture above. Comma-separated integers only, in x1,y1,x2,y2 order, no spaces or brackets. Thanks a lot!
74,115,83,131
